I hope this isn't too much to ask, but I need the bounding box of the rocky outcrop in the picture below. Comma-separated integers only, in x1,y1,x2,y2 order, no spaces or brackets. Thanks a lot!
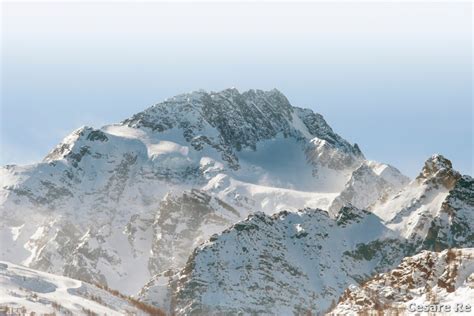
417,154,461,189
422,175,474,251
332,248,474,314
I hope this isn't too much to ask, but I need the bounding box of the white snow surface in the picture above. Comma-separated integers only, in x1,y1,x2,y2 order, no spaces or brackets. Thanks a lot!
0,260,161,315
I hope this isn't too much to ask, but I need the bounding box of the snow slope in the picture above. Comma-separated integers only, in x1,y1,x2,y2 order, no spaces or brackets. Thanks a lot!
372,155,473,251
329,160,409,213
0,261,165,315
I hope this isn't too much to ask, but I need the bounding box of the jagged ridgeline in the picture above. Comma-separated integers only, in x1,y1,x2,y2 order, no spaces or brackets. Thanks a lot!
121,89,363,170
0,88,472,315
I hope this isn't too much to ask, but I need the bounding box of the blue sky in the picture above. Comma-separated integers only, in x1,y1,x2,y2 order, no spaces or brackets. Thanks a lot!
1,1,472,177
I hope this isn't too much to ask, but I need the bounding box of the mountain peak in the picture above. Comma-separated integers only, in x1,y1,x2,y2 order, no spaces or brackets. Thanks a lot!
422,154,453,174
417,154,460,189
121,88,363,171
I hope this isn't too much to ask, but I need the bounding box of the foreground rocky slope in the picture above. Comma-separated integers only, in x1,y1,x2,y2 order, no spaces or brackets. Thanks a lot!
0,88,407,295
332,248,474,314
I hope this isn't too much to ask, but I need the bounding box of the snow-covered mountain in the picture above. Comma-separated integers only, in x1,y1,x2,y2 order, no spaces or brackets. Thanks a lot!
139,206,398,314
138,156,473,315
0,88,407,296
332,248,474,315
0,260,165,315
371,154,473,251
1,88,471,315
329,160,409,213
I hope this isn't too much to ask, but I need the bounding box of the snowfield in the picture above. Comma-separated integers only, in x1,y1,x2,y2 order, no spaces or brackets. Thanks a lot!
0,261,164,315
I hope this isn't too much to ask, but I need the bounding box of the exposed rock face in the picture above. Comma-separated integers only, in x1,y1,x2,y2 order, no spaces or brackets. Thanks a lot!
422,175,474,251
416,154,461,189
148,190,241,276
122,89,364,171
332,248,474,315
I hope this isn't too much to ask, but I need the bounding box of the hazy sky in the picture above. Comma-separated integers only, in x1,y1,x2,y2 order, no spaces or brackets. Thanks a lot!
1,1,472,177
